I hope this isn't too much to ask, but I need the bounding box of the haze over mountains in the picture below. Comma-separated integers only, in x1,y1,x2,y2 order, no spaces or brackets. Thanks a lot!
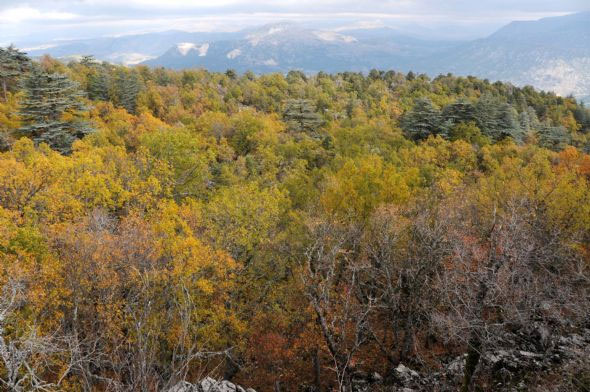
22,12,590,102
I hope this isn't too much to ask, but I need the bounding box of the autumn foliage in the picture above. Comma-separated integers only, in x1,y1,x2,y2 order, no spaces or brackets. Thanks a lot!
0,51,589,391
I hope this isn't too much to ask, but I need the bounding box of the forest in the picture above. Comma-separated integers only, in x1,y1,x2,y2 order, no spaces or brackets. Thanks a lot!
0,45,589,391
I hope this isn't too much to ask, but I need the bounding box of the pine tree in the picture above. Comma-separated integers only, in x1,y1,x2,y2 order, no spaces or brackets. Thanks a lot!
574,103,590,133
536,125,571,151
116,70,142,114
518,106,540,132
442,98,477,125
402,98,442,140
19,65,93,153
497,103,524,142
475,94,502,137
79,55,97,67
475,94,523,142
88,66,110,102
0,45,30,102
283,99,325,135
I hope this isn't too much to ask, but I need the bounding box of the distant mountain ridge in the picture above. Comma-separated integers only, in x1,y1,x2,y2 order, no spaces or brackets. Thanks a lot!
143,22,458,73
417,12,590,101
24,30,242,65
21,12,590,101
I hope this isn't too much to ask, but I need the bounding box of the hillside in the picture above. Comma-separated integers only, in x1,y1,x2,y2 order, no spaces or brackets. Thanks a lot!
19,13,590,101
1,45,590,391
20,13,590,101
419,12,590,100
142,22,456,73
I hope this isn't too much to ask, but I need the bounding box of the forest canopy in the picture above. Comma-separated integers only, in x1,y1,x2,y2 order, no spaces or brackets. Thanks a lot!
0,47,589,391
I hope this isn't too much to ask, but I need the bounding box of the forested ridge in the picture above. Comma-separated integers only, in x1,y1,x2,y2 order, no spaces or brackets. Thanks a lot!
0,46,589,391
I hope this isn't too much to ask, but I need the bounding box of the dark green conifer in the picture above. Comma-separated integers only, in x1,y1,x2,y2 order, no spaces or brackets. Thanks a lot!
283,99,325,135
402,98,442,140
442,99,477,125
19,65,93,153
475,94,523,142
87,66,110,101
537,125,571,151
116,69,142,114
0,45,30,102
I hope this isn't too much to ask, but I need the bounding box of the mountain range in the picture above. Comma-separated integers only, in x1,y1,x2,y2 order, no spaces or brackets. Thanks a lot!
22,12,590,102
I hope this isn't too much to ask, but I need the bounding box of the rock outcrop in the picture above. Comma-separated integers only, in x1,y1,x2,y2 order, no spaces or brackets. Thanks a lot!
167,328,590,392
167,377,254,392
386,328,590,391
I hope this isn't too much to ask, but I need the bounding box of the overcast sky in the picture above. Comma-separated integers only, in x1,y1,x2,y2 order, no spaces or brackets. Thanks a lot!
1,0,589,44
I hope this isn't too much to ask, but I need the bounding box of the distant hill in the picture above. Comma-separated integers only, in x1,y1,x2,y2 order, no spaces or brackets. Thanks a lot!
143,22,457,73
20,12,590,101
24,30,242,65
418,12,590,100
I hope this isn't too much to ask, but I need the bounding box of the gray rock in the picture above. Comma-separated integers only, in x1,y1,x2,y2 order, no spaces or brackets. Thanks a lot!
447,356,465,374
371,372,383,382
168,378,254,392
213,380,237,392
396,364,419,378
168,381,197,392
518,351,543,359
199,377,217,392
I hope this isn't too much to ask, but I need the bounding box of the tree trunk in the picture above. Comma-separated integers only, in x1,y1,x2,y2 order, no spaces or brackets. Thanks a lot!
461,276,491,391
313,348,321,392
223,353,240,381
462,335,482,392
400,324,415,363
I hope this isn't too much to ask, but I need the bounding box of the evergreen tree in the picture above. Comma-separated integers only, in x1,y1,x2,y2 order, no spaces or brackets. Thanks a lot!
0,131,11,152
475,94,523,142
475,94,502,137
283,99,325,135
87,66,110,102
518,106,540,132
573,103,590,133
402,98,442,140
225,69,237,80
19,65,93,153
0,45,30,102
497,103,524,142
442,98,477,125
536,125,571,151
116,70,142,114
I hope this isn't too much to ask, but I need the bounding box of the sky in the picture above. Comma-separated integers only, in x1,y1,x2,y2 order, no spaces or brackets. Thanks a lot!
1,0,589,44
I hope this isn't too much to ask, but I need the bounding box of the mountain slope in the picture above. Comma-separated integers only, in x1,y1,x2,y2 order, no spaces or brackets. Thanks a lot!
417,12,590,99
144,23,459,73
147,23,389,72
18,13,590,100
24,30,242,65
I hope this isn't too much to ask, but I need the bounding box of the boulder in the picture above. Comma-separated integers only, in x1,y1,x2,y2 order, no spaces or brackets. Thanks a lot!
199,377,217,392
212,380,238,392
168,381,197,392
167,378,254,392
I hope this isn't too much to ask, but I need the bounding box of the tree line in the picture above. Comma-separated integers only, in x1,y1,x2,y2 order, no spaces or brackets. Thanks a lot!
0,46,589,391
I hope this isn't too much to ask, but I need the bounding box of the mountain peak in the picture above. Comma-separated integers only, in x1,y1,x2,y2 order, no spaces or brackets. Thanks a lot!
313,31,357,43
174,42,209,57
246,22,301,46
490,11,590,41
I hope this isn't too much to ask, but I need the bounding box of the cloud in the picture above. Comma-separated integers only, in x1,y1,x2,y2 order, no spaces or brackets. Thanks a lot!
0,0,588,43
0,6,77,23
2,0,587,14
